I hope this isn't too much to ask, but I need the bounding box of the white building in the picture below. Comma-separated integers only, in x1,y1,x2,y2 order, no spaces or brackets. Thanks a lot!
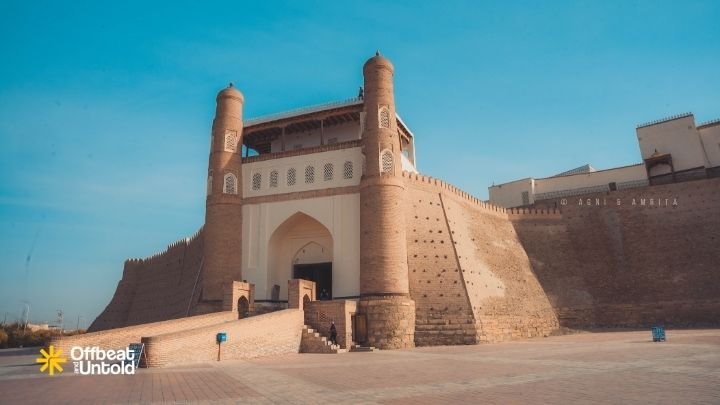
489,113,720,208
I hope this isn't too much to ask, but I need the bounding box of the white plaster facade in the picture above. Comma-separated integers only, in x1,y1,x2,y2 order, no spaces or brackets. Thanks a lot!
488,178,534,209
533,164,647,200
241,193,361,302
489,164,647,208
489,113,720,208
240,148,363,301
637,114,710,173
242,147,363,197
698,121,720,168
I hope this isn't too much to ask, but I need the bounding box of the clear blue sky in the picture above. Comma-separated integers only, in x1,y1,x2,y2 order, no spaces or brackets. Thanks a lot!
1,1,718,326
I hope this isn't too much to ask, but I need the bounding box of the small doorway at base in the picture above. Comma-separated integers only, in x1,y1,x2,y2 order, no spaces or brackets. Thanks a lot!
293,262,332,300
352,313,367,344
238,296,249,319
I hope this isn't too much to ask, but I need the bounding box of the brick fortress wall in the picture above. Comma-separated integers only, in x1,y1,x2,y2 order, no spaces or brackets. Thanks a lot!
510,177,720,328
403,172,559,345
142,309,304,367
53,311,237,354
89,228,208,331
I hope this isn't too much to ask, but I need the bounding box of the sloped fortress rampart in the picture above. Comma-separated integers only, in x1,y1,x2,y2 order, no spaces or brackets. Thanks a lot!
86,54,720,359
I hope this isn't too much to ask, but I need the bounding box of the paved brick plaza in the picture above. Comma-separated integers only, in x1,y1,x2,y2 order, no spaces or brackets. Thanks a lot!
1,329,718,404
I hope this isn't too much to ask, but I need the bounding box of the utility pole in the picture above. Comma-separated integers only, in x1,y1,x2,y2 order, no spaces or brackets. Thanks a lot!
56,310,64,333
76,315,83,332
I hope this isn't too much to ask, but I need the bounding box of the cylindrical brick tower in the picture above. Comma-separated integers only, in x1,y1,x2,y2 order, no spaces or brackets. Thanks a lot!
358,52,415,349
203,84,244,303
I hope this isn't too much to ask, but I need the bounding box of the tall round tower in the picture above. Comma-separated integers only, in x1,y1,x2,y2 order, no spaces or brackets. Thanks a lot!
358,52,415,349
203,84,244,304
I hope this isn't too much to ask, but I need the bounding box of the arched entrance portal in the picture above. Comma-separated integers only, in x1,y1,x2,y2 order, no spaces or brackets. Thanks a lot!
267,212,333,300
292,242,332,299
237,296,249,319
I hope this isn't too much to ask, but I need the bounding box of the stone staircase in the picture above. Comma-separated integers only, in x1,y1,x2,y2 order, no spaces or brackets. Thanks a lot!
300,325,347,354
349,344,375,352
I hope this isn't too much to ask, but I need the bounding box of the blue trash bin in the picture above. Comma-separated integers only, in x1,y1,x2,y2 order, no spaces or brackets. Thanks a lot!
651,326,666,342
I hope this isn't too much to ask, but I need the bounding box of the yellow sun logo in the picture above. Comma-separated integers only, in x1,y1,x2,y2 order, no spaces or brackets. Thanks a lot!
36,345,67,376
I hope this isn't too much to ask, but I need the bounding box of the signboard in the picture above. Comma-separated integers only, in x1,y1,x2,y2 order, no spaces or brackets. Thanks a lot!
127,343,144,368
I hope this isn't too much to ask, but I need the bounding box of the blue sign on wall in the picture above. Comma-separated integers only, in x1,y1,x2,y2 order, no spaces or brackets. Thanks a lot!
216,332,227,343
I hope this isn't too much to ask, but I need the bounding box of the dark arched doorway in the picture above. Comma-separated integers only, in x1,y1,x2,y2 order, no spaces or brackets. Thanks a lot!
238,296,249,319
267,212,333,301
294,262,332,299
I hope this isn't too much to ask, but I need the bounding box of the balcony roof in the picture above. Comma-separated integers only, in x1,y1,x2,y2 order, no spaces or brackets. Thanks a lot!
242,97,414,154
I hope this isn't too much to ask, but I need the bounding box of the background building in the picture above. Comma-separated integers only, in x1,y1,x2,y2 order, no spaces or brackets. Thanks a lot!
489,113,720,208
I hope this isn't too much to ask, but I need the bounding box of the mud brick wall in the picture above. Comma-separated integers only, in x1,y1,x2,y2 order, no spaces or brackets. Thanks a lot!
404,173,558,345
90,228,207,331
441,194,559,342
511,177,720,328
142,309,304,367
52,311,237,354
404,185,479,345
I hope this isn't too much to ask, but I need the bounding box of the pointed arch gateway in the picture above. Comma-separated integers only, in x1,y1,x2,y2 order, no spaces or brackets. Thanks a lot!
267,212,334,301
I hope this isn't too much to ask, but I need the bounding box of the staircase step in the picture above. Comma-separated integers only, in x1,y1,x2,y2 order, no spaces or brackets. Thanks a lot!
350,345,375,352
301,324,348,354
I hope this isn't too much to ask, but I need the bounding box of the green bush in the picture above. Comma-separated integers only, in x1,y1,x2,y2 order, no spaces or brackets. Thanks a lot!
0,325,56,348
0,323,86,349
